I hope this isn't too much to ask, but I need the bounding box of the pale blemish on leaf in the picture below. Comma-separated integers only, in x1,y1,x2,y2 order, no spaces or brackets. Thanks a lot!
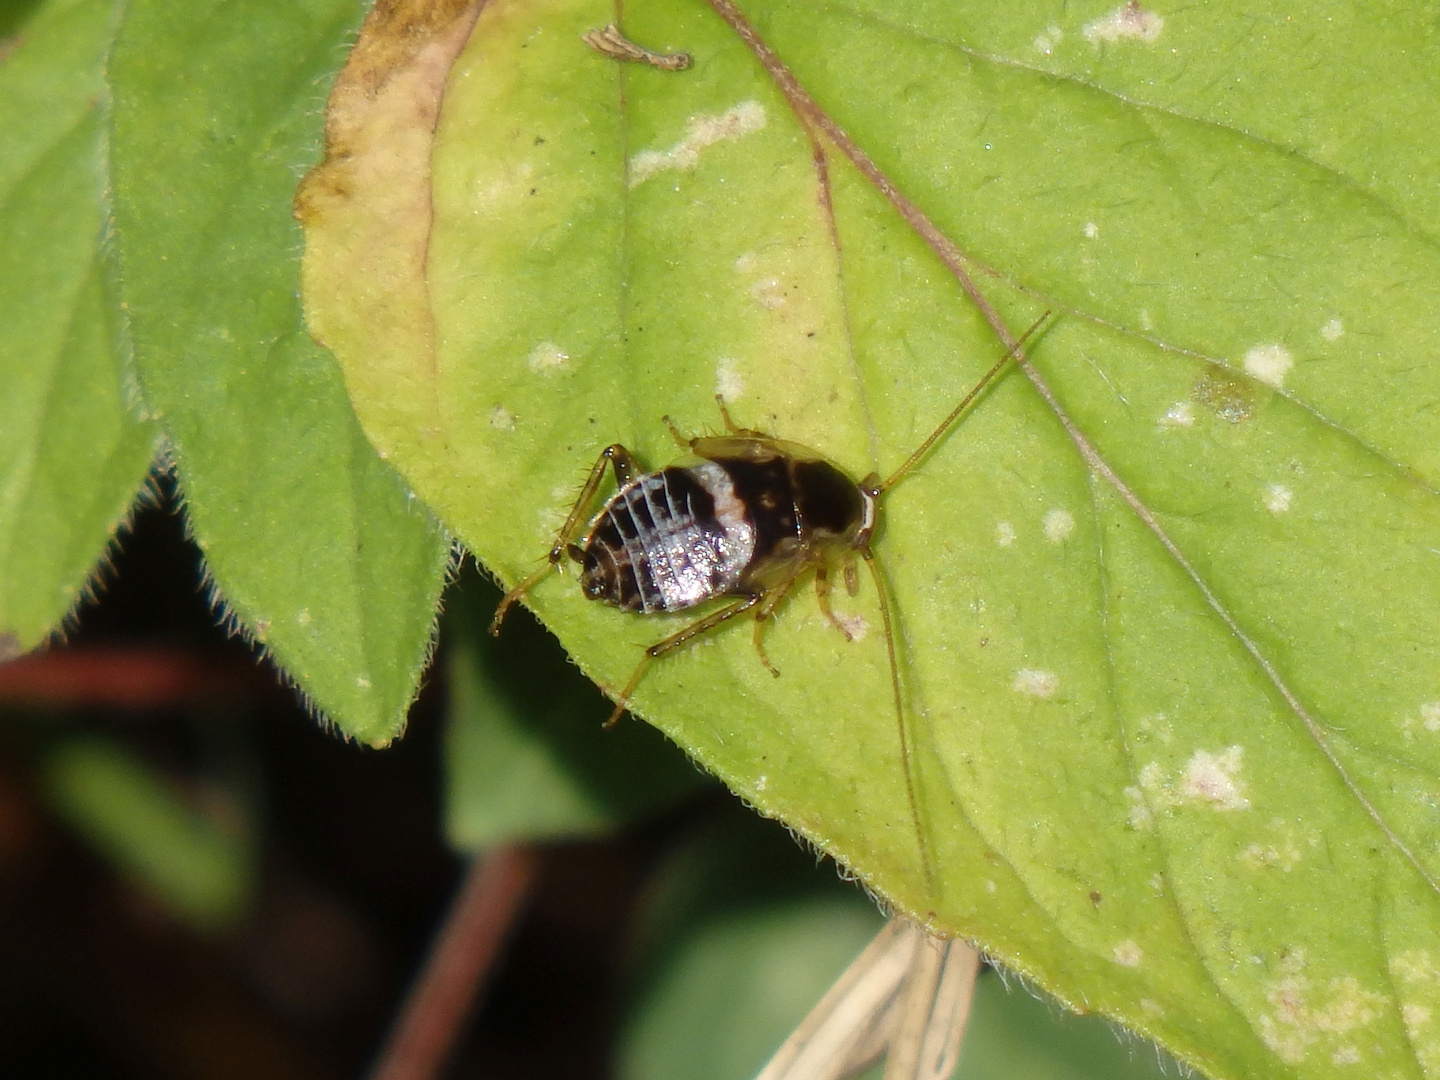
1141,998,1165,1018
628,100,767,186
833,610,868,642
1423,702,1440,731
297,609,312,626
1124,784,1153,830
1034,25,1063,55
1264,483,1294,513
1082,1,1165,45
527,341,570,372
1013,668,1060,698
1321,317,1345,342
1257,951,1387,1065
490,405,516,431
1392,951,1440,1073
1138,748,1251,813
994,520,1016,547
356,674,372,689
1242,342,1294,388
1043,507,1076,542
750,277,786,309
1113,940,1144,967
1158,401,1195,429
1082,220,1099,239
1180,746,1251,810
1237,819,1314,872
715,356,744,401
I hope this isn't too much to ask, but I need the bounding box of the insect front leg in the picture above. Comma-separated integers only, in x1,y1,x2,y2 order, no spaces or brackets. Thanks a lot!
814,567,855,642
750,576,803,678
490,443,638,634
604,594,765,726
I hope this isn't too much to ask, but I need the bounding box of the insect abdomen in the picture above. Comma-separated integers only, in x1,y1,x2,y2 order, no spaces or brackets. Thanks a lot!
580,464,757,613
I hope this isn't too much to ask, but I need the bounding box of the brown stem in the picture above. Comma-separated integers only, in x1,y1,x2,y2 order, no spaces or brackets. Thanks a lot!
367,845,541,1080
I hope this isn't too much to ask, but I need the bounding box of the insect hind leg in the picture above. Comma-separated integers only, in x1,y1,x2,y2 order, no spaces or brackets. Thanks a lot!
491,442,638,634
604,593,764,726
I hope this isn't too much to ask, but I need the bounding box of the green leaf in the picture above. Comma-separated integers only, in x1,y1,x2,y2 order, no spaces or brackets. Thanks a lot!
303,0,1440,1075
0,0,157,653
107,0,450,743
43,736,256,931
444,565,709,849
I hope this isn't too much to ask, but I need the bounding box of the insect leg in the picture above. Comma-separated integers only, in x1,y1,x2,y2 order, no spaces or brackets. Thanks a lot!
861,550,935,897
661,414,691,450
714,394,741,434
604,593,764,727
750,576,804,677
814,568,854,642
491,443,638,634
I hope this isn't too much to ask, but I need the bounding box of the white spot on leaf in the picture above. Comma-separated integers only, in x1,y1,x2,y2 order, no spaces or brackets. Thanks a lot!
1159,402,1195,429
1083,1,1165,44
1180,746,1251,810
1113,940,1143,967
527,341,570,372
1258,951,1386,1065
629,100,767,186
356,675,372,690
1422,702,1440,732
1265,484,1293,513
995,521,1016,547
1082,221,1100,239
1034,25,1063,54
715,357,744,401
1243,342,1293,388
1013,669,1059,698
833,611,868,642
1321,318,1344,341
297,609,312,626
1043,508,1075,542
490,405,516,431
750,277,786,309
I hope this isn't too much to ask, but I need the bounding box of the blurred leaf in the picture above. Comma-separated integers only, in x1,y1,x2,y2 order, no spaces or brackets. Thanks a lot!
620,808,1180,1080
444,565,708,849
618,808,886,1080
106,0,450,743
43,737,256,931
304,0,1440,1075
0,0,157,653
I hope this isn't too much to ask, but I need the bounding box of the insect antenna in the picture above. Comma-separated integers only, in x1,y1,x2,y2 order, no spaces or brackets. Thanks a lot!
861,549,935,898
877,311,1052,494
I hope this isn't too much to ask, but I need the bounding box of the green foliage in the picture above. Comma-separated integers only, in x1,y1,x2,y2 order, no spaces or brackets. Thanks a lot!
105,0,449,742
43,737,256,930
0,0,157,651
305,0,1440,1076
6,0,1440,1075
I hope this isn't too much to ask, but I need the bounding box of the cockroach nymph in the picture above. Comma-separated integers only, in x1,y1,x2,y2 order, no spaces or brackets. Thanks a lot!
492,314,1050,885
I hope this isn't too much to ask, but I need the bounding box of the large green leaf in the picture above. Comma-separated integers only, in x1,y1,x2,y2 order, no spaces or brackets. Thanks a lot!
302,0,1440,1075
107,0,450,742
0,0,157,653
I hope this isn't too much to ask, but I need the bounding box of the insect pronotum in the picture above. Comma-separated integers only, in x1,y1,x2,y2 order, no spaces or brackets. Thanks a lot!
492,313,1051,888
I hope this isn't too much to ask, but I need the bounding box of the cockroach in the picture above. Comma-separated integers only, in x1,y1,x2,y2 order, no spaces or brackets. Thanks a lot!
492,313,1050,882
